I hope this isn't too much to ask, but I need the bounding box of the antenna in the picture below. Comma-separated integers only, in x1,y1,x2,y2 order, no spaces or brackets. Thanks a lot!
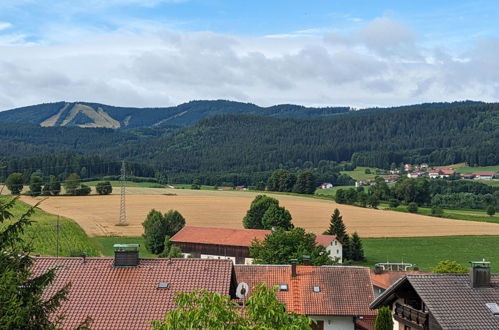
117,160,128,226
55,215,60,258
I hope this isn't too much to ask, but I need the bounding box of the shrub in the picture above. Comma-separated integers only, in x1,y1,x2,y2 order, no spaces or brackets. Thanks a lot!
75,184,91,196
487,206,496,217
431,206,444,217
389,199,400,208
96,181,113,195
407,202,418,213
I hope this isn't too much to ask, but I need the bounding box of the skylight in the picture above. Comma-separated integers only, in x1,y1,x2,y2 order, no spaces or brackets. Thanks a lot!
486,303,499,316
313,286,320,293
279,284,288,291
158,282,169,289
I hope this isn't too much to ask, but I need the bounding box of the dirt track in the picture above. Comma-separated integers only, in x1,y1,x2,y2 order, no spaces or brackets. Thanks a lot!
15,187,499,238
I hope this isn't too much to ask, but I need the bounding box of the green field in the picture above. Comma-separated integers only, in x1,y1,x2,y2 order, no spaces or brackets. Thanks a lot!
84,180,166,188
314,185,358,198
340,167,379,181
91,236,155,258
455,165,499,174
362,236,499,272
0,196,100,257
379,203,499,224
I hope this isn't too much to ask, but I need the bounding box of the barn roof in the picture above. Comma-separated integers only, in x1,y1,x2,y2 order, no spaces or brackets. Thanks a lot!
170,226,337,248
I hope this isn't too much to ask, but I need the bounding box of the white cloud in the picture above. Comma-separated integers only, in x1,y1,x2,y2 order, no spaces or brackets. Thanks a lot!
0,22,12,31
0,17,499,110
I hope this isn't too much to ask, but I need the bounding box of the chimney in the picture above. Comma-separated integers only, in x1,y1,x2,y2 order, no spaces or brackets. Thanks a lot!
290,259,298,278
302,255,311,265
470,260,491,288
114,244,140,267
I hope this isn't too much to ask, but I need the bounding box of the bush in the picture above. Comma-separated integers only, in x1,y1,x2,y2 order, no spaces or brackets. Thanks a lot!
6,173,23,195
96,181,113,195
487,206,496,217
389,199,400,208
431,206,444,217
407,202,418,213
75,184,91,196
374,306,393,330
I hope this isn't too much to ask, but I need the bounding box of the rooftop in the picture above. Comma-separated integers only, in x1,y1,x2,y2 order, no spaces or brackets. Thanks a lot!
170,226,337,248
235,264,375,316
371,274,499,329
32,257,234,330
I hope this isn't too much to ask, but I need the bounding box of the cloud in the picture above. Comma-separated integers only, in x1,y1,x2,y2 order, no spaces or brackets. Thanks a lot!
0,22,12,31
0,17,499,110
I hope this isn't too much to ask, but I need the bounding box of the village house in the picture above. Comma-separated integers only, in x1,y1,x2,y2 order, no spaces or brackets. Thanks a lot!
407,171,425,179
404,164,412,172
32,245,375,330
235,264,376,330
428,170,440,179
320,182,334,190
460,173,475,179
438,168,455,178
170,226,343,264
370,261,499,330
473,171,497,180
370,267,426,298
383,175,399,183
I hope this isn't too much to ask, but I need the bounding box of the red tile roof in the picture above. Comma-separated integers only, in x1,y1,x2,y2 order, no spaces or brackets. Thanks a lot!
439,169,455,175
473,171,497,176
234,265,375,316
171,226,336,248
32,257,233,330
370,270,427,290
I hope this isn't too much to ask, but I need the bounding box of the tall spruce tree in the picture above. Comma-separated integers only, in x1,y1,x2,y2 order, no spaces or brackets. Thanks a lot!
0,197,70,328
350,232,365,261
323,208,347,242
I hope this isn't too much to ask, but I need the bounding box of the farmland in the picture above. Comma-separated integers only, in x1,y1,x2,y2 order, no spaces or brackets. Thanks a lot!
16,187,499,238
0,196,99,257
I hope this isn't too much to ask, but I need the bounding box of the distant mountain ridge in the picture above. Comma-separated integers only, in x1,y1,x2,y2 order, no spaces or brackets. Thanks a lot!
0,100,482,129
0,100,351,129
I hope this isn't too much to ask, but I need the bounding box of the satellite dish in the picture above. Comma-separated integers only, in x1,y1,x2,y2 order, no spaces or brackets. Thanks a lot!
236,282,249,299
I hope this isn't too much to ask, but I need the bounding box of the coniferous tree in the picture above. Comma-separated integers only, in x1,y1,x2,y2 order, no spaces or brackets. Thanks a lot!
48,175,61,196
0,197,70,328
350,232,365,261
64,173,80,195
323,208,347,242
374,306,394,330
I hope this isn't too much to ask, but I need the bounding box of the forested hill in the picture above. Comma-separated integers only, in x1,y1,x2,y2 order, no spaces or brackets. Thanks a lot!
0,100,350,128
0,102,497,185
0,100,482,129
117,102,498,171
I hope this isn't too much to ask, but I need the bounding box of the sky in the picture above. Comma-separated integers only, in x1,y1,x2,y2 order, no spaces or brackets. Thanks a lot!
1,0,499,110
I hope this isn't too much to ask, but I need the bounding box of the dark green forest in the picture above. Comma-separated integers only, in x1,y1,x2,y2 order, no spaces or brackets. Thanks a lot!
0,101,497,186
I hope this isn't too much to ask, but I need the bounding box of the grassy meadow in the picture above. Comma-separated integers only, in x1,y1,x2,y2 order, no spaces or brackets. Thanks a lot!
91,236,154,257
340,166,379,181
84,180,166,188
0,196,100,257
362,235,499,272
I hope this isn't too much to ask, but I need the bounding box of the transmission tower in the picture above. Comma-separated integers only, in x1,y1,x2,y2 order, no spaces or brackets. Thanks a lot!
117,160,128,226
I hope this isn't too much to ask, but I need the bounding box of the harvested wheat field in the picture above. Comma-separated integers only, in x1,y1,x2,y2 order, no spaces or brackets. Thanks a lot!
16,187,499,238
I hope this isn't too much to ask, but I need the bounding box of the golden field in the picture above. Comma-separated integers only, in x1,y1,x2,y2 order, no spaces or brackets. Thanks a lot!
12,186,499,238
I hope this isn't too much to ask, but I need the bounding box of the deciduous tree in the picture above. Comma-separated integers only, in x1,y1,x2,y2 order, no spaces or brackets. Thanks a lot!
431,260,468,274
96,181,113,195
261,204,293,230
243,195,279,229
64,173,80,195
6,173,23,195
250,228,333,266
143,209,185,254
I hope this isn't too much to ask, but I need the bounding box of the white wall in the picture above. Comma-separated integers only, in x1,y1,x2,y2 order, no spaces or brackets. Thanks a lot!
200,254,236,263
325,239,343,264
309,316,354,330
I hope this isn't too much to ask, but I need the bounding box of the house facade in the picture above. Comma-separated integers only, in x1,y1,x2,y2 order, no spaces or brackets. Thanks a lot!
170,226,342,264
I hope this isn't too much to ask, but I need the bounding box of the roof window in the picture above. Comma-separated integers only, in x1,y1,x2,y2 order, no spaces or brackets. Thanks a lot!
158,282,169,289
279,284,288,291
313,286,320,293
486,303,499,316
